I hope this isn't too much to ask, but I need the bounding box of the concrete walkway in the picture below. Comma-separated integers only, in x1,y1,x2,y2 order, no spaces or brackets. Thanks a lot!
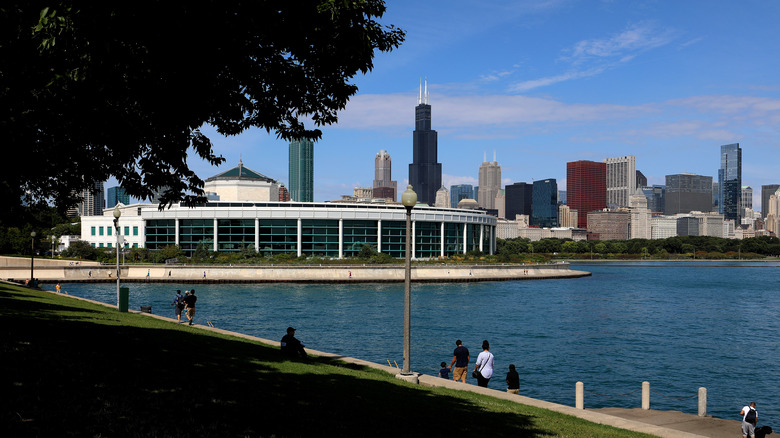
47,287,738,438
590,407,742,438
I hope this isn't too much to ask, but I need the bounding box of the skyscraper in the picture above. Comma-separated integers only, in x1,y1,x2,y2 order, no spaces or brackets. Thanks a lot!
718,143,741,222
289,139,314,202
409,80,441,205
665,173,712,215
532,179,558,228
566,160,606,229
434,186,449,208
629,188,651,239
604,155,636,208
761,184,780,219
478,152,501,210
641,185,666,213
741,186,753,212
106,186,130,208
373,149,397,201
76,180,105,216
505,182,533,221
450,184,474,208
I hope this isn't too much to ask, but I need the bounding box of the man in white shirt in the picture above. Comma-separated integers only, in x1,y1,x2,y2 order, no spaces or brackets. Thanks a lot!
740,402,757,438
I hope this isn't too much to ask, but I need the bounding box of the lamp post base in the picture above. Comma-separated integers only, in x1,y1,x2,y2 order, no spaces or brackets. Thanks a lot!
395,372,420,384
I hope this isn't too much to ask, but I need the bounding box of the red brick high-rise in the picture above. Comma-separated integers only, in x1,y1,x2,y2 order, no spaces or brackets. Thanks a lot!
567,160,606,229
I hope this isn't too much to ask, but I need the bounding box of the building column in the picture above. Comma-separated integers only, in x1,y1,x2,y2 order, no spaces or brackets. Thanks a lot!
440,222,445,258
338,219,344,259
463,223,468,254
297,218,302,257
411,219,416,260
377,219,382,253
213,218,218,252
490,226,495,255
175,218,180,246
479,224,484,253
254,218,260,252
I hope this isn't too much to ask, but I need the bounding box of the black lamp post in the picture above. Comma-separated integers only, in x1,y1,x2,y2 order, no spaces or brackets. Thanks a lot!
30,231,36,286
113,206,121,307
400,185,417,376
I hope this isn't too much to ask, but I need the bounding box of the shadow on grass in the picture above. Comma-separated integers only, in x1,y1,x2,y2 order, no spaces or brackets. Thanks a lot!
1,286,547,437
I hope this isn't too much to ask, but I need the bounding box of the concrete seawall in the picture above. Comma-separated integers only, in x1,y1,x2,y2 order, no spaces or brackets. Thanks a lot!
0,256,590,283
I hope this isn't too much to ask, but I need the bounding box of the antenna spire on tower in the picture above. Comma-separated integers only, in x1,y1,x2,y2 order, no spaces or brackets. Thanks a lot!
418,78,422,104
424,77,428,104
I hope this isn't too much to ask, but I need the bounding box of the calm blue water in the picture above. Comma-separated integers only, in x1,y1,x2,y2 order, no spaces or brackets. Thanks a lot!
48,262,780,422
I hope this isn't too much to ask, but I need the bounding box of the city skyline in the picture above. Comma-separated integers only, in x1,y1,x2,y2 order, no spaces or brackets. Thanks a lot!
105,1,780,211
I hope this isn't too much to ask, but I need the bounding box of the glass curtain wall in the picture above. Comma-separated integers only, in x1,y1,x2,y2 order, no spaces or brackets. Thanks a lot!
380,221,406,258
414,221,440,258
179,219,214,256
145,219,175,250
218,219,255,252
443,223,463,256
258,219,297,256
343,220,378,257
301,219,339,257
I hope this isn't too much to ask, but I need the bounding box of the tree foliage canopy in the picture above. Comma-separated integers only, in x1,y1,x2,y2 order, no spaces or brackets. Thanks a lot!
1,1,404,222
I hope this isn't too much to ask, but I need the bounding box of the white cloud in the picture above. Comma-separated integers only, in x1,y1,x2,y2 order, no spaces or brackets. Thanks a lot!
563,21,677,64
509,22,678,93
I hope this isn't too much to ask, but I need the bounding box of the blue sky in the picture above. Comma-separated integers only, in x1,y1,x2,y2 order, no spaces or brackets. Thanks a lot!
117,0,780,210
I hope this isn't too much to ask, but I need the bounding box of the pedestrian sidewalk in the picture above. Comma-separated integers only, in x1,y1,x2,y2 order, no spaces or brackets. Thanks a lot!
590,407,745,438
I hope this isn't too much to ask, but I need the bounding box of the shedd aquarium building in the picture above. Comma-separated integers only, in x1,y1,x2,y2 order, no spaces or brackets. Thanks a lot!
82,201,496,259
80,162,496,259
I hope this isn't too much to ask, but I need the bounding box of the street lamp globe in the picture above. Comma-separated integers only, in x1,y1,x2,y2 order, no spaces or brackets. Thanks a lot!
113,206,121,219
401,185,417,209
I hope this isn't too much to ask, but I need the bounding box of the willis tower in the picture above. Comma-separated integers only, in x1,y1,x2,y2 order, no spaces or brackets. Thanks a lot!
409,79,441,205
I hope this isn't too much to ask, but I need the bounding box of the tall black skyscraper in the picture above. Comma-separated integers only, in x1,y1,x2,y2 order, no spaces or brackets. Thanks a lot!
409,80,441,205
505,182,533,221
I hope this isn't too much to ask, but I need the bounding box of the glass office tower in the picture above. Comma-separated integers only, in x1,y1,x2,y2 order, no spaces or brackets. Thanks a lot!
289,139,314,202
450,184,474,208
532,179,558,227
718,143,741,222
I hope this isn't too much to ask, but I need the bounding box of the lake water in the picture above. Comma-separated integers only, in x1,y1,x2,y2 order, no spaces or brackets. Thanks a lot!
48,261,780,422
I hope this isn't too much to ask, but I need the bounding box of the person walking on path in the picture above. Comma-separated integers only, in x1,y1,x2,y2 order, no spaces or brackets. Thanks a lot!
506,364,520,394
171,289,184,322
183,289,197,326
473,339,494,388
449,339,470,383
280,327,308,359
740,402,758,438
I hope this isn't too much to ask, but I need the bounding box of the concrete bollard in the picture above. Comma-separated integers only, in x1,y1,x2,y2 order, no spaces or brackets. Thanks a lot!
642,381,650,410
698,387,707,417
576,381,584,409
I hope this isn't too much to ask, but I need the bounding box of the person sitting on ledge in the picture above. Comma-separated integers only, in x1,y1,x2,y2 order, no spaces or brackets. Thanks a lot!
280,327,308,359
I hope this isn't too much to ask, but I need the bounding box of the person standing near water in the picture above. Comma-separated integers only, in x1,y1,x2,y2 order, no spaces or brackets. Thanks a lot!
183,289,197,326
740,402,758,438
473,340,494,388
450,339,470,383
171,289,184,322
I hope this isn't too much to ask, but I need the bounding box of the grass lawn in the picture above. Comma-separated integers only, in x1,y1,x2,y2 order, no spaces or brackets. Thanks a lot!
0,283,654,437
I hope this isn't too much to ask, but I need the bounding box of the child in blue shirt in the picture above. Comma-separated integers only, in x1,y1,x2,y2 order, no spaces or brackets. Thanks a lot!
438,361,451,379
